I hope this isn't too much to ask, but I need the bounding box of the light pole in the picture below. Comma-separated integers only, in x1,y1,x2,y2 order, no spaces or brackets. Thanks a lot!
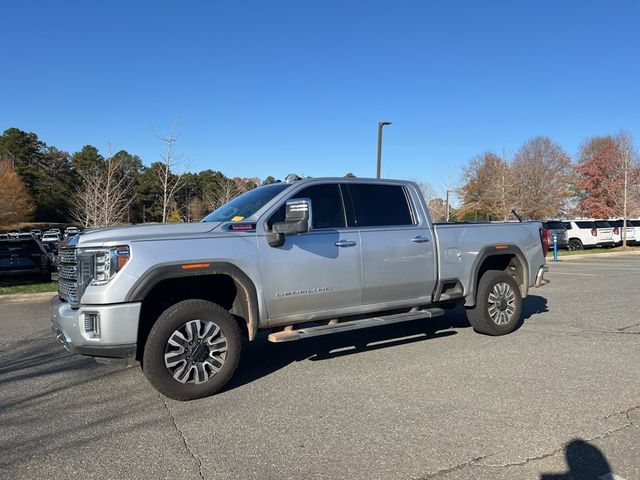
376,121,392,178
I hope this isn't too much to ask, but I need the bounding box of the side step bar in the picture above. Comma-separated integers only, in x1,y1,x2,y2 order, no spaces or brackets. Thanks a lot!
267,308,445,343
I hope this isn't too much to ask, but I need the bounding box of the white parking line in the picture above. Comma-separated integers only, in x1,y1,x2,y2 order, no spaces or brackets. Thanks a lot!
553,263,640,271
548,271,597,276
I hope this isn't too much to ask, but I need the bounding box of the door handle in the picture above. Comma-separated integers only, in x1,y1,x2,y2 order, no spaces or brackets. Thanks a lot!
335,240,357,247
411,236,430,243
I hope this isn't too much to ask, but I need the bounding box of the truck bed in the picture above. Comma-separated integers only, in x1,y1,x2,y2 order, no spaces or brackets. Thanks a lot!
432,221,546,305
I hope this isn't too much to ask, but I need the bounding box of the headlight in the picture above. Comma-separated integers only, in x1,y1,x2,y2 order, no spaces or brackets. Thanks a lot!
78,245,130,286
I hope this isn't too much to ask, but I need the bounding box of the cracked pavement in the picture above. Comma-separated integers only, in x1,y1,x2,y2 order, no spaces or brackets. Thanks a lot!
0,253,638,479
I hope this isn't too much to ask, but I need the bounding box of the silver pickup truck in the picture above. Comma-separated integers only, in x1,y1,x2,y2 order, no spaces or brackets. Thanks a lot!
51,177,548,400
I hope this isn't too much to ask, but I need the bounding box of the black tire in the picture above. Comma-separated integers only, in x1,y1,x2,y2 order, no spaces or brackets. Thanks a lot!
568,238,583,251
466,270,523,336
143,299,241,401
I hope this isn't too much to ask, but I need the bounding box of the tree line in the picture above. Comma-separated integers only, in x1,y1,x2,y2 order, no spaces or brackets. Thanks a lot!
1,126,638,228
450,133,639,222
0,127,261,228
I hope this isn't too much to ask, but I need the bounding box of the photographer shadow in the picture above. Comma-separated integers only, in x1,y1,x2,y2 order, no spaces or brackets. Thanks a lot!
540,439,616,480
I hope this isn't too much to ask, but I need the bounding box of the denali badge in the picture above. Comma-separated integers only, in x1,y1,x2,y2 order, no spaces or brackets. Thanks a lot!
276,287,334,297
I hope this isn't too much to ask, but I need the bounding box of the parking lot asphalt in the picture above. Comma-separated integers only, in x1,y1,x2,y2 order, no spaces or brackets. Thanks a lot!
0,254,638,480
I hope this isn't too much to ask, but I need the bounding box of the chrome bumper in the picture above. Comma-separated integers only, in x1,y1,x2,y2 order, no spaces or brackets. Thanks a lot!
50,295,141,359
535,265,549,287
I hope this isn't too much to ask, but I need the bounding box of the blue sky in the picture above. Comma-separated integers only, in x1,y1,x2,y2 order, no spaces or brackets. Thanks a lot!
1,1,638,196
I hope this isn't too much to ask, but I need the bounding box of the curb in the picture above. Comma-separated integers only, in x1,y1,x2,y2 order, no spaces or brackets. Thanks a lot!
547,250,640,261
0,292,56,304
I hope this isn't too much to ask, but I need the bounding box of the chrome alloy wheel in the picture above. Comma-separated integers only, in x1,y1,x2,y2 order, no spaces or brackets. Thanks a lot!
487,282,517,325
164,319,228,384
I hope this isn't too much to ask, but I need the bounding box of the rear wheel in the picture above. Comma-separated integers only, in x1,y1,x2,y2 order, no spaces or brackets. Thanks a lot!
568,238,583,251
143,299,241,401
466,270,522,336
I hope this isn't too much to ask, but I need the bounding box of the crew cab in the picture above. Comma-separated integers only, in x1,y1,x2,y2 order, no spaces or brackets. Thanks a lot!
51,177,548,400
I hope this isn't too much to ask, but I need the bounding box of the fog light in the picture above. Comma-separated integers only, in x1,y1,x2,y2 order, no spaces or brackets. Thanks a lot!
83,312,100,338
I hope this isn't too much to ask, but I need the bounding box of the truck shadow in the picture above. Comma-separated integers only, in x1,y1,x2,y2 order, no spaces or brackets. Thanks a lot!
227,295,548,393
521,294,549,320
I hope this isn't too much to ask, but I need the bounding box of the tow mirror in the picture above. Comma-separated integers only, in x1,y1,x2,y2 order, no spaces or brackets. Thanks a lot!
267,198,311,247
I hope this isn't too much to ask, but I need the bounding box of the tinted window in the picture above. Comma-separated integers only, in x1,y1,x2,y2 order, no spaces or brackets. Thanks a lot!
575,221,596,229
594,221,611,228
0,240,41,255
630,220,640,227
545,221,567,230
268,184,346,229
608,220,623,227
348,184,413,227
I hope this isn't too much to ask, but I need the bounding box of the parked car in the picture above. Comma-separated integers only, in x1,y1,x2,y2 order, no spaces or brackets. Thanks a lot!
542,221,568,249
7,230,20,239
594,220,615,245
51,177,548,401
47,228,62,236
628,220,640,245
607,219,636,245
0,237,52,281
564,220,615,250
41,232,61,253
30,229,42,238
64,227,80,238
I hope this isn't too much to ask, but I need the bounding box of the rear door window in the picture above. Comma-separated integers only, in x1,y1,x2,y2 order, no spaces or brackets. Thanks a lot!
347,184,414,227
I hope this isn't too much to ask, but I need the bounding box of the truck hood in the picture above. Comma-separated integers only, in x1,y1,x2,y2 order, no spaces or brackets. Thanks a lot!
68,222,221,247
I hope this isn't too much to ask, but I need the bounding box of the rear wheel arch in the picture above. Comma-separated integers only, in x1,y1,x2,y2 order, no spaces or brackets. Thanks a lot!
466,246,528,307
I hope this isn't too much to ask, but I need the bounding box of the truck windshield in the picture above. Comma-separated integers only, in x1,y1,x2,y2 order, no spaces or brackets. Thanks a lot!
201,183,291,223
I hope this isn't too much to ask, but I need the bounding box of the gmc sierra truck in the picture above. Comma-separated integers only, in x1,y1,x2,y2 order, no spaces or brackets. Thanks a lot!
51,177,548,400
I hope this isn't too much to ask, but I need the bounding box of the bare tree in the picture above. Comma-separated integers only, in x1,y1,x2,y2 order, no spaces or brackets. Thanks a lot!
410,180,443,220
154,121,188,223
71,154,134,228
612,132,639,246
205,178,245,211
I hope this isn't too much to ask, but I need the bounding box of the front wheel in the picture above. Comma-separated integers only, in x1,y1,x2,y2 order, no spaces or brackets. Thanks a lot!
143,299,242,401
466,270,523,336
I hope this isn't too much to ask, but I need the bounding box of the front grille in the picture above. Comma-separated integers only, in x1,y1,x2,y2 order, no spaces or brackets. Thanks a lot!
58,248,77,263
58,279,78,303
57,264,77,281
58,247,79,305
